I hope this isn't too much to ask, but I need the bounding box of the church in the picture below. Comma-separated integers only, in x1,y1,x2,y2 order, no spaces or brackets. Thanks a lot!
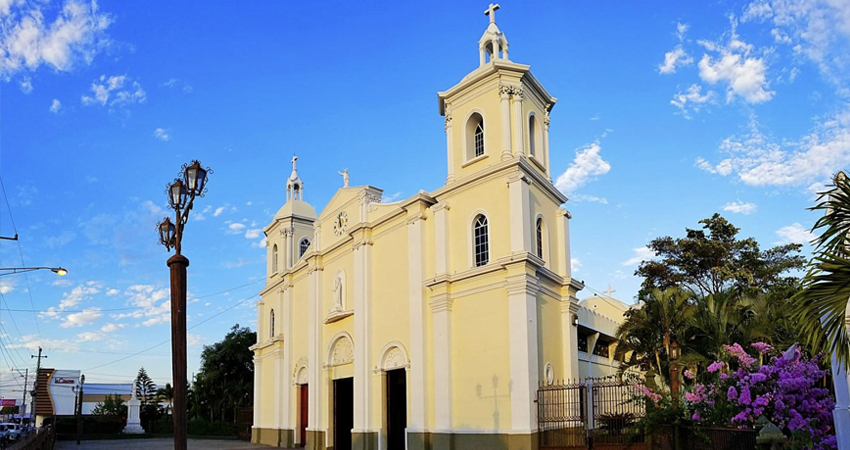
251,5,628,450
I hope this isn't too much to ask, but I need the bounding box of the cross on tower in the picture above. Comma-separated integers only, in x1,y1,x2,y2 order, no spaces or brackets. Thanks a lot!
485,3,500,24
291,154,297,170
604,285,616,297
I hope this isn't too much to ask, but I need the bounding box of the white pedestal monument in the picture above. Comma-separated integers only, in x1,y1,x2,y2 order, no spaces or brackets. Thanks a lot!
123,385,145,434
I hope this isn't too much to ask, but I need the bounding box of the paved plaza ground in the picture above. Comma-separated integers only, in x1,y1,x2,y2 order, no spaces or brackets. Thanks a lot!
55,438,273,449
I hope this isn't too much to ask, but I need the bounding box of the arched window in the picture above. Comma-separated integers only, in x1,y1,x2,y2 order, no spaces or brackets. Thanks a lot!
269,309,275,338
529,115,536,156
299,238,311,258
536,218,544,259
474,122,484,157
473,215,489,267
465,113,485,161
272,244,278,273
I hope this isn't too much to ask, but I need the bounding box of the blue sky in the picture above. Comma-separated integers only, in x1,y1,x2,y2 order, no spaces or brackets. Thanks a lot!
1,0,848,394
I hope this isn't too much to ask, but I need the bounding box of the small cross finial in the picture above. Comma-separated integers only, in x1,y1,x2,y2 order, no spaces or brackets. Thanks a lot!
604,285,616,297
485,3,500,24
291,155,298,170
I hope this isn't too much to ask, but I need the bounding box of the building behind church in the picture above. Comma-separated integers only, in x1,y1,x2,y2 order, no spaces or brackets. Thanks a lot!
252,6,630,450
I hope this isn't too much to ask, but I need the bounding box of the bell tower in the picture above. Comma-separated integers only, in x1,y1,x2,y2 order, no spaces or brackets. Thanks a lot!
438,4,556,185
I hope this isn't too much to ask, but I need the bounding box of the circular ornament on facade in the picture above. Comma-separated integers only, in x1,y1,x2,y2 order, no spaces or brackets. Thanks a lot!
334,211,348,236
545,363,554,385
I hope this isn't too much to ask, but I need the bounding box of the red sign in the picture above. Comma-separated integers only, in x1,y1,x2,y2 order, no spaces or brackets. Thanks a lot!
54,377,76,384
0,399,16,407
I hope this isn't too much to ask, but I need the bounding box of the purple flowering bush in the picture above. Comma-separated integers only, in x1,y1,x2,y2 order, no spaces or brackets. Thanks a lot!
682,343,836,450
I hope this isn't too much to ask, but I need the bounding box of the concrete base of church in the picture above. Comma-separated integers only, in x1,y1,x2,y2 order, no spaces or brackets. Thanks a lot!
351,431,379,450
251,427,294,447
410,431,538,450
306,429,327,450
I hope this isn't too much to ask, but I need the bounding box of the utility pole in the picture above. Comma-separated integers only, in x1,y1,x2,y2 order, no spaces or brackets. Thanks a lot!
76,374,85,445
31,347,47,425
20,368,28,418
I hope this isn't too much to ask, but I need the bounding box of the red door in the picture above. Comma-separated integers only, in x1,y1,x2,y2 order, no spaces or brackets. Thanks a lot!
299,384,308,447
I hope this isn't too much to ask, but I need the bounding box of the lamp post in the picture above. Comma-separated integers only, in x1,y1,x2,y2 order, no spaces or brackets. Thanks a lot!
669,342,681,403
156,160,211,450
0,267,67,277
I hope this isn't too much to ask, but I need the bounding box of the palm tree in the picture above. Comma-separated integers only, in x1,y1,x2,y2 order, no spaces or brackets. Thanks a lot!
794,171,850,369
156,383,174,414
615,287,695,388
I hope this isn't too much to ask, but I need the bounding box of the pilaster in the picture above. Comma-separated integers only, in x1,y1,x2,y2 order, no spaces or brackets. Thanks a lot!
507,172,531,254
510,87,524,156
429,291,453,433
280,284,293,433
253,355,262,430
543,113,552,179
306,264,324,439
353,229,374,433
500,85,512,161
406,210,427,433
432,201,450,275
561,298,580,381
505,272,540,433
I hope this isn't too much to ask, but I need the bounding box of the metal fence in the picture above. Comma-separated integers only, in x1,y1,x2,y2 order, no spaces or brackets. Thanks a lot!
537,377,646,450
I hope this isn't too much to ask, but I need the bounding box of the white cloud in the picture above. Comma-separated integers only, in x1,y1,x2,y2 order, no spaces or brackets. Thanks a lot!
622,246,656,266
106,288,119,296
253,237,267,249
670,84,715,119
187,333,201,347
676,22,689,41
213,206,225,217
19,77,31,93
228,222,246,234
696,111,850,188
110,284,171,326
49,98,61,113
659,45,693,74
55,282,101,310
570,194,608,204
0,279,15,294
0,0,112,77
776,223,814,245
153,128,169,141
696,22,774,104
61,308,102,328
555,142,611,194
723,201,758,214
100,322,124,332
81,74,146,112
244,228,262,239
382,192,403,202
741,0,850,91
571,257,582,273
77,331,104,341
7,335,79,352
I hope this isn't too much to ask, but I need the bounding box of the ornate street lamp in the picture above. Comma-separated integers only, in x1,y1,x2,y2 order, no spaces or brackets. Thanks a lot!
156,160,211,450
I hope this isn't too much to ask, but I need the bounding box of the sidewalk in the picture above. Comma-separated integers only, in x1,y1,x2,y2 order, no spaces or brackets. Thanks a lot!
55,438,273,449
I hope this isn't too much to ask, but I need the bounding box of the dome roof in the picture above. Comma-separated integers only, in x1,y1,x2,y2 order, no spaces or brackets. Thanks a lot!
274,199,317,220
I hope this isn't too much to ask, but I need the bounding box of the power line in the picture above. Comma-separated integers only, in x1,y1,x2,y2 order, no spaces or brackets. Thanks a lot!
0,319,28,368
83,293,258,371
0,176,43,342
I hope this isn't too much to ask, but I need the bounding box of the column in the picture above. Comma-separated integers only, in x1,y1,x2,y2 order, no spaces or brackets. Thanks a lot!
253,355,262,432
353,232,377,448
507,173,531,254
406,211,427,434
511,88,524,156
556,209,572,279
445,112,455,183
543,113,552,179
430,294,453,431
432,202,450,275
499,86,512,161
306,266,324,450
831,352,850,449
506,274,540,433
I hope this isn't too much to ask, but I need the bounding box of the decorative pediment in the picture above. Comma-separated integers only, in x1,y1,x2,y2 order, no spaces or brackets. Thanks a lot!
326,333,354,368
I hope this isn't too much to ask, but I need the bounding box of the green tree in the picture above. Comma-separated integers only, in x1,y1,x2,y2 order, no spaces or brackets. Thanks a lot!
91,394,127,421
794,172,850,369
190,324,255,422
134,367,157,404
616,287,694,388
156,383,174,413
636,214,805,296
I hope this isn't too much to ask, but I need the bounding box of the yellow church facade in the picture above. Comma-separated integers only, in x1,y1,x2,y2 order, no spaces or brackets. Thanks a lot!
251,6,613,450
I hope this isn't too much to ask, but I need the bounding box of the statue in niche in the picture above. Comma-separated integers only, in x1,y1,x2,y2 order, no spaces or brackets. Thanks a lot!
333,276,344,312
